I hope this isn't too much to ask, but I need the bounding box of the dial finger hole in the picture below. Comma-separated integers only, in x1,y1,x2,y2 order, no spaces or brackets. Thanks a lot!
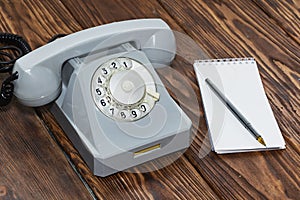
119,110,129,120
109,60,121,69
118,57,132,69
108,106,119,117
99,97,110,108
96,76,106,85
101,66,111,76
130,109,141,119
140,103,150,113
95,87,105,97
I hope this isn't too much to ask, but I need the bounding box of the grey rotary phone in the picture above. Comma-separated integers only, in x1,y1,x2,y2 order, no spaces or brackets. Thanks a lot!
12,19,192,176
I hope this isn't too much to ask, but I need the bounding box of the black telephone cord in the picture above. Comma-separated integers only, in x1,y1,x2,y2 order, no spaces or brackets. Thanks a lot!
0,33,32,106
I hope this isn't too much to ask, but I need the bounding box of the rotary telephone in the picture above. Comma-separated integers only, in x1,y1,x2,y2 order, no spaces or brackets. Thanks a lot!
5,19,192,176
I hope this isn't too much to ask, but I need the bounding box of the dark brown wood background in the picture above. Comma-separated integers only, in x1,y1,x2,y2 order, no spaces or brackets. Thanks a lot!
0,0,299,199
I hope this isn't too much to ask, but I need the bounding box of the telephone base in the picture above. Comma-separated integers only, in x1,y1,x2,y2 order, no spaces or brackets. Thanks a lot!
50,49,192,177
51,103,191,176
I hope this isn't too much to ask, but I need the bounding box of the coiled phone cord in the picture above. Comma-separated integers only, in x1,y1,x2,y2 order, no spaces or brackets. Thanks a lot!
0,33,32,106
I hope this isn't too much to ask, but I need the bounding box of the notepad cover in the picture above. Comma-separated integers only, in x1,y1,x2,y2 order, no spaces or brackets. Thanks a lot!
194,58,285,153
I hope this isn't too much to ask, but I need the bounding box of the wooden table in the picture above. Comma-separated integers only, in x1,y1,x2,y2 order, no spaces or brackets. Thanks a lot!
0,0,299,199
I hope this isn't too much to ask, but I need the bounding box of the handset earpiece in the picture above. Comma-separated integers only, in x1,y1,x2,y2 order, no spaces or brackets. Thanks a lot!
13,63,61,107
141,29,176,67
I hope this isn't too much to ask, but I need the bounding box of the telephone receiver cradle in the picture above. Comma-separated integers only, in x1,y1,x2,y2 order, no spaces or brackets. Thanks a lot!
13,19,192,177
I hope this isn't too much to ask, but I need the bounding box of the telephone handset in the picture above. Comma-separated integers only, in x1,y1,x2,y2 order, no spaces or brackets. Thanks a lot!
13,19,192,176
13,19,175,107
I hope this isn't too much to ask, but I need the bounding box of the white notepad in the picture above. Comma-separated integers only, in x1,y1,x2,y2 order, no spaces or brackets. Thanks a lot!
194,58,285,153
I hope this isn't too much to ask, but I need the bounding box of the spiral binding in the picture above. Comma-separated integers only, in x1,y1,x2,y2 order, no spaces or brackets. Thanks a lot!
195,57,255,64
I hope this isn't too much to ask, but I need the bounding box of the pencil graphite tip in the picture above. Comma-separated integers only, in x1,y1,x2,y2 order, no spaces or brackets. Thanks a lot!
257,136,266,146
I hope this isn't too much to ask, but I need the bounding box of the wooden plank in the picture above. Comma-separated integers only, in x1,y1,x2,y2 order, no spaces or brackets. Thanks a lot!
253,0,300,44
0,101,92,199
58,0,183,30
0,0,92,199
158,0,300,199
0,0,82,45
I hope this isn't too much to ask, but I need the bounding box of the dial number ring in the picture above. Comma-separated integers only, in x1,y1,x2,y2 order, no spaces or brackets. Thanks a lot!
91,57,159,121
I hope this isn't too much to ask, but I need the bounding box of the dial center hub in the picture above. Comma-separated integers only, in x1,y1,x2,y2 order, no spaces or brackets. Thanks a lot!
122,80,134,92
109,70,145,105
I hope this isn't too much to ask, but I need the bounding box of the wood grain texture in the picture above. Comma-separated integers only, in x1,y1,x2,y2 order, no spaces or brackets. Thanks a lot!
158,0,300,199
1,0,299,199
0,0,92,199
0,0,82,47
0,100,92,199
253,0,300,44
